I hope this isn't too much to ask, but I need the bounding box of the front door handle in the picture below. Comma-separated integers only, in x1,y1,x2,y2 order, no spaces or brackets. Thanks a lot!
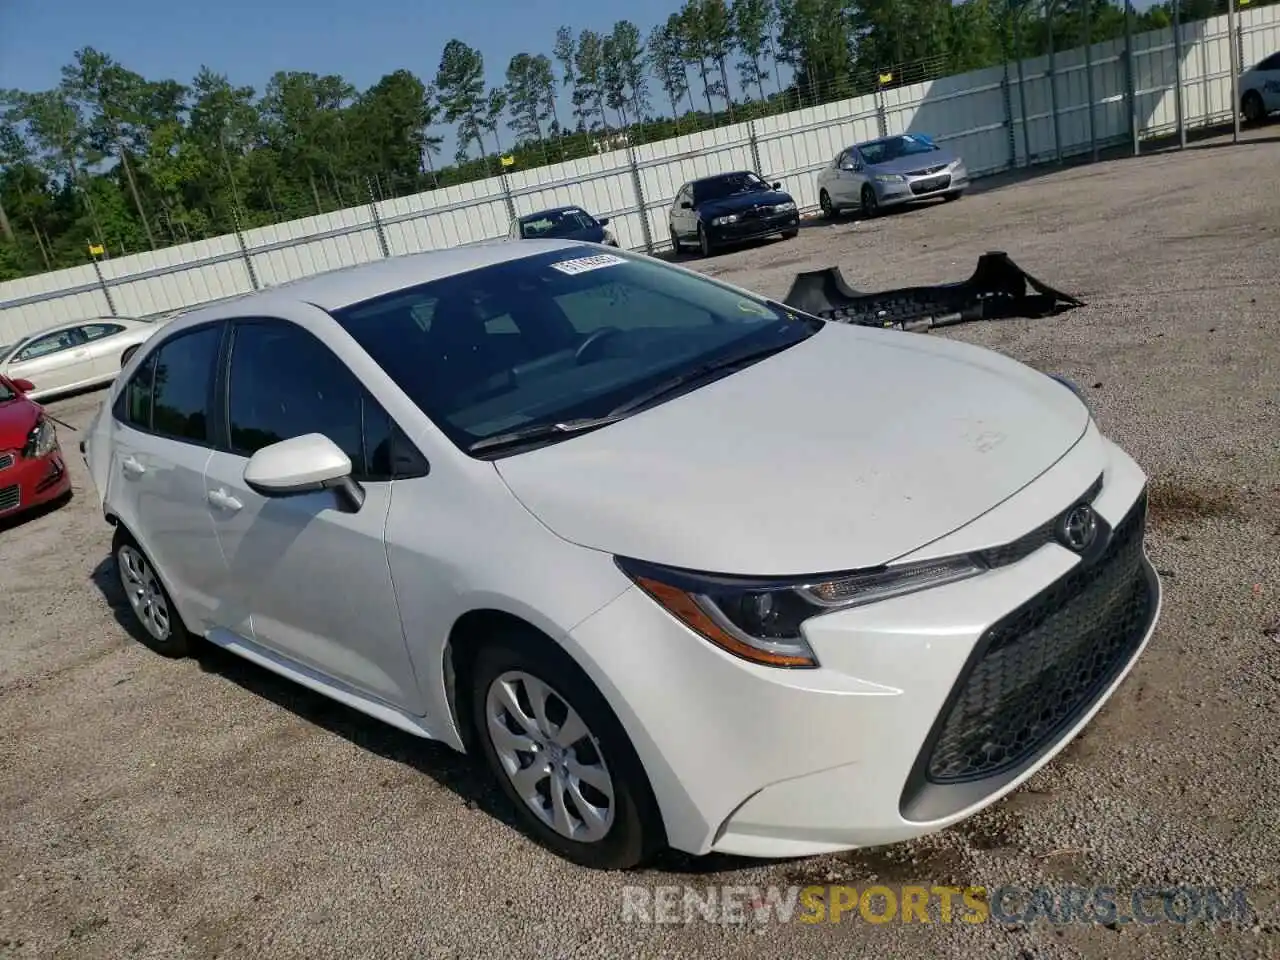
207,488,243,512
121,455,146,478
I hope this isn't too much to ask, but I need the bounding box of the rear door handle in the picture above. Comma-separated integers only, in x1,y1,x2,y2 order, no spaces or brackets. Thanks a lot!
121,455,146,478
207,488,243,512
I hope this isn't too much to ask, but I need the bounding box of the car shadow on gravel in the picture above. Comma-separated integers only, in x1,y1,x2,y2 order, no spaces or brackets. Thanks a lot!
87,550,797,875
0,490,73,535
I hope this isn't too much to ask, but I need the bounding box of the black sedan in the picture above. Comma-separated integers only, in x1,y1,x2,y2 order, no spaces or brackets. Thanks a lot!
508,205,618,246
668,171,800,257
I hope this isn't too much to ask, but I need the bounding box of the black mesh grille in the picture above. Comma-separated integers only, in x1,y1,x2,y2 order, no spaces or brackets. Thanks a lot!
975,475,1103,570
924,490,1153,784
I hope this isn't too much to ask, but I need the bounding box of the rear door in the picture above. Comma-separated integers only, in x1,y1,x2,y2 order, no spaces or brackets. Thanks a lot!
201,316,426,712
107,322,227,631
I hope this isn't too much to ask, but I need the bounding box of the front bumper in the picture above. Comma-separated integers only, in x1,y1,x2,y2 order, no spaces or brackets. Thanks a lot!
706,212,800,245
568,429,1158,858
877,166,969,207
0,445,72,519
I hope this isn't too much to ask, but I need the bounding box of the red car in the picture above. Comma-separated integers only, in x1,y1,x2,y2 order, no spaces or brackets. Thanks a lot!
0,374,72,521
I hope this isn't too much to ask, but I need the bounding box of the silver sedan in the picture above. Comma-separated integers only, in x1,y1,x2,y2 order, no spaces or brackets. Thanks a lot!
0,316,165,402
816,134,969,219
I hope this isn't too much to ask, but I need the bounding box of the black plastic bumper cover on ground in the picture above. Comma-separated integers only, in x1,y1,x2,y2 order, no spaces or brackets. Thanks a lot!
780,251,1084,332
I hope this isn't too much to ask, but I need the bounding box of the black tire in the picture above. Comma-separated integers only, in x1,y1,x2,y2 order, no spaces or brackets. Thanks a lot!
111,527,193,658
819,189,837,219
860,185,879,218
781,228,798,239
943,190,963,202
668,226,682,254
469,632,664,870
697,224,714,258
1242,90,1266,126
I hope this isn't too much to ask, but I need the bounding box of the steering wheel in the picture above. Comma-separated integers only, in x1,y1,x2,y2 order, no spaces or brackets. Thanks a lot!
574,326,623,364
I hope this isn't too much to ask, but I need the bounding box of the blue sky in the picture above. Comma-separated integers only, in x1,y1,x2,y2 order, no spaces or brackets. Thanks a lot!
0,0,688,160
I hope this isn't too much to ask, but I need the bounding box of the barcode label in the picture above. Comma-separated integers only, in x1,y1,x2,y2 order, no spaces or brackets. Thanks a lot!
550,253,626,275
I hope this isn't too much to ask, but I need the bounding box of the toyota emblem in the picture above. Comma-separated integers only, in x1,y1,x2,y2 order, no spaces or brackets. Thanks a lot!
1057,503,1099,553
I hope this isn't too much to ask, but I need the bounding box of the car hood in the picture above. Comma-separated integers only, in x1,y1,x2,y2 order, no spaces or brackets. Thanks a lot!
494,324,1091,576
0,396,39,450
698,190,794,217
872,150,958,175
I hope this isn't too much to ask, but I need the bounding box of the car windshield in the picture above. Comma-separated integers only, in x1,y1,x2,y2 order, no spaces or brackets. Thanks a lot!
694,172,771,203
520,209,597,238
330,247,821,455
859,135,938,164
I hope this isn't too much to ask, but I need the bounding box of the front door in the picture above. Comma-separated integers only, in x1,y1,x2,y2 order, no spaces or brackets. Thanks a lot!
203,316,424,713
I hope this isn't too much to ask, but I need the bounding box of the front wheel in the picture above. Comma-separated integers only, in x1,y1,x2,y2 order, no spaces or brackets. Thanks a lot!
781,228,798,239
860,185,879,218
668,226,682,253
697,224,714,258
819,189,837,219
943,190,963,203
470,635,663,870
1243,90,1267,125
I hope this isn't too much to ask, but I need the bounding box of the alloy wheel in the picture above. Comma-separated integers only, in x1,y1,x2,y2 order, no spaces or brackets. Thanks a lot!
484,669,616,843
117,544,171,642
820,190,834,219
861,185,878,218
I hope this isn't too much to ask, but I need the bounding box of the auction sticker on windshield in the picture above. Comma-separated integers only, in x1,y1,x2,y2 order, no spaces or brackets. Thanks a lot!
551,253,626,275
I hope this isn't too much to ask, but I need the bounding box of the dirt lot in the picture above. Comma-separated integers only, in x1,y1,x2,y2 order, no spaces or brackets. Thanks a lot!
2,130,1278,960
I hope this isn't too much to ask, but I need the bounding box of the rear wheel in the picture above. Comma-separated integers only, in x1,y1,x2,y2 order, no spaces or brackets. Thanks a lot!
668,226,683,253
469,632,663,870
860,185,879,218
819,189,837,219
1242,90,1267,125
112,528,192,658
781,228,799,240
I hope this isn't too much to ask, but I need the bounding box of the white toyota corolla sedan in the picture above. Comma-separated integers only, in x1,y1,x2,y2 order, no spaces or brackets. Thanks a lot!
82,239,1161,870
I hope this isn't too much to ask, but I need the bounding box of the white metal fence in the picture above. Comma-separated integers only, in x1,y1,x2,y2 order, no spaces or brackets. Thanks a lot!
2,5,1277,343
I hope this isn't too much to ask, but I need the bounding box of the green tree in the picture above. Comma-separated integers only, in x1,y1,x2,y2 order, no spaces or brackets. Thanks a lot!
506,53,552,143
732,0,775,102
648,19,693,119
435,39,488,161
573,30,609,133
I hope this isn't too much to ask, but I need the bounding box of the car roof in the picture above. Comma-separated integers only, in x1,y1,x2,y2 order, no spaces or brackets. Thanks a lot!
519,205,587,221
205,238,587,314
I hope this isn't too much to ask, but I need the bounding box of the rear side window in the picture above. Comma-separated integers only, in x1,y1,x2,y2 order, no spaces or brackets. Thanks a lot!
81,322,125,341
1258,53,1280,72
120,353,157,429
151,326,221,443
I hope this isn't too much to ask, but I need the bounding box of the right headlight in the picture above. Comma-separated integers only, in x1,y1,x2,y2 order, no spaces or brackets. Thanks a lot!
615,554,987,669
23,416,57,459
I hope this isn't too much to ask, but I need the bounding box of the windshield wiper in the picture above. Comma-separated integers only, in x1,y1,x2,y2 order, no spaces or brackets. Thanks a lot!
467,415,627,454
607,338,800,419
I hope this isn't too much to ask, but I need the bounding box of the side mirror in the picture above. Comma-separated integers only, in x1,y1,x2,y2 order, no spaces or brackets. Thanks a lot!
597,216,610,226
771,181,782,190
11,378,34,393
243,433,366,513
678,200,691,209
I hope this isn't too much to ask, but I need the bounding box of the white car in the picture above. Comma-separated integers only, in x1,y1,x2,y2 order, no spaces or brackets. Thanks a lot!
0,316,164,402
1241,51,1280,124
81,240,1161,870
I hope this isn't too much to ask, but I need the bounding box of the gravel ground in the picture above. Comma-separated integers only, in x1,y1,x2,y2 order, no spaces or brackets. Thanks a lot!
2,128,1278,960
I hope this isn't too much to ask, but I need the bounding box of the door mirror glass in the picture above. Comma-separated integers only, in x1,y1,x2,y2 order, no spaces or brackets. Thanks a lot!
243,433,365,512
11,378,34,393
679,200,693,209
840,160,857,171
771,181,782,190
597,216,610,226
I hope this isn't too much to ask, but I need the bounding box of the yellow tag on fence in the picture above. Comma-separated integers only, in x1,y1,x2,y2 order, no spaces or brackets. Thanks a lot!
88,243,104,256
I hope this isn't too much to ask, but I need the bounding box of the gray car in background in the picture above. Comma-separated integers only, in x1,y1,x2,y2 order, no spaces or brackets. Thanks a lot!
815,133,969,219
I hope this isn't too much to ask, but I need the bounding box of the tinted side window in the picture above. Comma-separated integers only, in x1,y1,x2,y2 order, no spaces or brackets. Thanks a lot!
226,320,370,476
152,326,221,443
119,353,157,429
16,329,83,361
1258,53,1280,71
